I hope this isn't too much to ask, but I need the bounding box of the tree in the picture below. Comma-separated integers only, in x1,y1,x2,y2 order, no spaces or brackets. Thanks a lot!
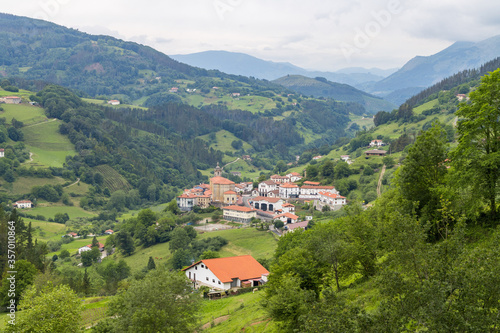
452,69,500,223
6,284,82,333
169,227,192,252
7,127,23,141
147,256,156,270
81,247,100,267
59,249,70,259
0,260,38,308
115,231,135,256
108,269,200,333
396,123,448,224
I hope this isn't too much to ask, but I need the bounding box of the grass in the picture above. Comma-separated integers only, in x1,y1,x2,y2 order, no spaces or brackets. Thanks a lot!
112,241,172,273
0,103,46,125
0,176,67,195
29,205,96,220
48,235,109,257
23,119,76,167
94,165,132,192
30,220,67,242
198,130,252,153
201,291,278,332
198,228,278,260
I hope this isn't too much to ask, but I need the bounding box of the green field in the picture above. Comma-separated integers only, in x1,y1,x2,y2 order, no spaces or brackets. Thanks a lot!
198,130,253,153
201,291,278,332
113,241,172,273
0,103,46,125
48,235,109,257
0,176,67,195
94,165,132,192
30,220,67,242
23,119,76,167
29,205,96,220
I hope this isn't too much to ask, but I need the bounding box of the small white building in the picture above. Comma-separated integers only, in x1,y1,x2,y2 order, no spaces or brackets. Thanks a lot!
258,180,278,197
177,193,198,212
13,200,32,209
0,149,4,158
279,183,300,199
299,186,338,200
107,100,120,106
286,172,302,182
1,96,21,104
252,196,283,212
223,205,256,223
274,212,299,224
282,203,296,214
369,140,384,147
182,255,269,290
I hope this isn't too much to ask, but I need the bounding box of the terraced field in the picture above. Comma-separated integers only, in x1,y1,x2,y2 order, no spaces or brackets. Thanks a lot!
94,165,132,192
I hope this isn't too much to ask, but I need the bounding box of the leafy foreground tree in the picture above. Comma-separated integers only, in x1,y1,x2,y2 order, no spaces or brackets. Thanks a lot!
452,68,500,223
5,284,81,333
108,269,200,332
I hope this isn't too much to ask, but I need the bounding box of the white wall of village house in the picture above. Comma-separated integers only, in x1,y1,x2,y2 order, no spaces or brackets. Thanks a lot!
184,262,234,290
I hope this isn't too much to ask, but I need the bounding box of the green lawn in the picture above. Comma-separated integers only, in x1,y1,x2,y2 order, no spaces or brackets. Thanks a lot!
30,220,67,242
48,235,109,257
23,119,76,167
198,130,252,153
0,103,46,125
113,241,172,273
201,291,278,332
198,228,278,260
0,176,67,195
29,205,96,220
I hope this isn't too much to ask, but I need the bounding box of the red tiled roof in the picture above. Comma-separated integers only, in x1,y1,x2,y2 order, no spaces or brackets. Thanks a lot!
223,205,254,212
319,191,345,199
301,185,335,190
87,242,104,249
283,203,295,207
303,181,321,186
183,255,269,283
211,176,235,185
287,221,309,230
224,190,237,195
15,200,32,204
274,212,299,220
280,183,298,188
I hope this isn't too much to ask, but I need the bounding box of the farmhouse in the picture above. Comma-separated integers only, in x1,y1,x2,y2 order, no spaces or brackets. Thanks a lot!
183,255,269,291
317,191,347,210
365,149,387,156
299,185,338,199
104,230,114,235
222,205,256,223
285,172,302,182
274,212,299,224
285,221,309,233
13,200,32,208
369,139,384,147
270,174,290,184
1,96,21,104
0,149,4,158
258,180,278,196
107,100,120,105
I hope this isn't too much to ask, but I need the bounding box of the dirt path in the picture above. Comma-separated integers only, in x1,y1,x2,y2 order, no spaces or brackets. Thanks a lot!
377,165,387,197
224,157,240,168
64,178,80,188
24,118,58,128
201,315,230,330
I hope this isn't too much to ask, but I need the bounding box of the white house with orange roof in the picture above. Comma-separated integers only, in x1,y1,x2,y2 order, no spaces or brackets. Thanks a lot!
182,255,269,290
258,180,278,197
285,172,302,182
318,191,347,210
369,139,384,147
300,185,338,199
1,96,21,104
222,205,256,223
177,193,199,211
0,149,4,158
282,203,296,214
274,212,299,224
13,200,32,208
270,174,290,184
279,182,300,199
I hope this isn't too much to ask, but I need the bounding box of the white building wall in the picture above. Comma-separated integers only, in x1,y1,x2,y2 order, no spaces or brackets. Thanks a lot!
184,262,227,290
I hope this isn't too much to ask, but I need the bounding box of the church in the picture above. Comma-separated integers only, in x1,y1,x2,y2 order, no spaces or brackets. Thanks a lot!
209,163,236,206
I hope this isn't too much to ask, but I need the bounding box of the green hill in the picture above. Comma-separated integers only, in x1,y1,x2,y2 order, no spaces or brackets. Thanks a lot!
273,75,395,113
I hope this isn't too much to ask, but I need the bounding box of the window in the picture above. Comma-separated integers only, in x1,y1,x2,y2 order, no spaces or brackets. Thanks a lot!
201,264,204,268
206,266,208,269
218,281,221,285
212,279,215,283
206,277,209,281
195,266,197,270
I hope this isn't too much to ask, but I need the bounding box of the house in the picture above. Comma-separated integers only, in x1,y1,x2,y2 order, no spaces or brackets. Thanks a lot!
270,174,290,184
279,183,300,199
177,193,198,211
286,172,302,182
232,93,241,97
222,205,256,223
303,181,320,186
282,203,296,214
300,185,338,200
13,200,32,209
234,184,246,194
107,100,120,105
0,149,4,158
274,212,299,224
78,242,105,254
197,194,211,209
365,149,387,157
258,180,278,197
285,221,309,233
252,196,283,212
169,87,179,93
317,191,347,210
369,140,384,147
340,155,350,162
67,232,78,238
456,94,467,101
1,96,21,104
104,230,114,235
267,189,280,198
312,155,323,160
231,171,242,177
182,255,269,290
242,155,252,161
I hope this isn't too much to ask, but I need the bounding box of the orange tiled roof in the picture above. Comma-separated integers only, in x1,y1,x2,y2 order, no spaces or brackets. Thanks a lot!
252,196,282,203
274,212,299,220
183,255,268,283
223,205,254,212
211,176,235,185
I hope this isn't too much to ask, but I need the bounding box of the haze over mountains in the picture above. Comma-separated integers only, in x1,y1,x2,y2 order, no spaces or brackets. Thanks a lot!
172,36,500,106
171,50,397,87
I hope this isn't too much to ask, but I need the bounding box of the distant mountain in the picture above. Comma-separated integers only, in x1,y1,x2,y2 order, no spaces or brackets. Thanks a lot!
170,50,392,86
273,75,396,113
365,35,500,105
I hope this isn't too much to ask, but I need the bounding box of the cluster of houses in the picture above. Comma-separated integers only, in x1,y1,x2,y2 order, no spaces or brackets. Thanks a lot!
177,163,347,227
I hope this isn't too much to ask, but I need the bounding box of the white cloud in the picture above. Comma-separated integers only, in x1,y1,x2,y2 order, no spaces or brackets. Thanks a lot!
2,0,500,70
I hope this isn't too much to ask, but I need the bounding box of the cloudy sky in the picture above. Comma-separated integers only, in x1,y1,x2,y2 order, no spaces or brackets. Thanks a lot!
2,0,500,71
